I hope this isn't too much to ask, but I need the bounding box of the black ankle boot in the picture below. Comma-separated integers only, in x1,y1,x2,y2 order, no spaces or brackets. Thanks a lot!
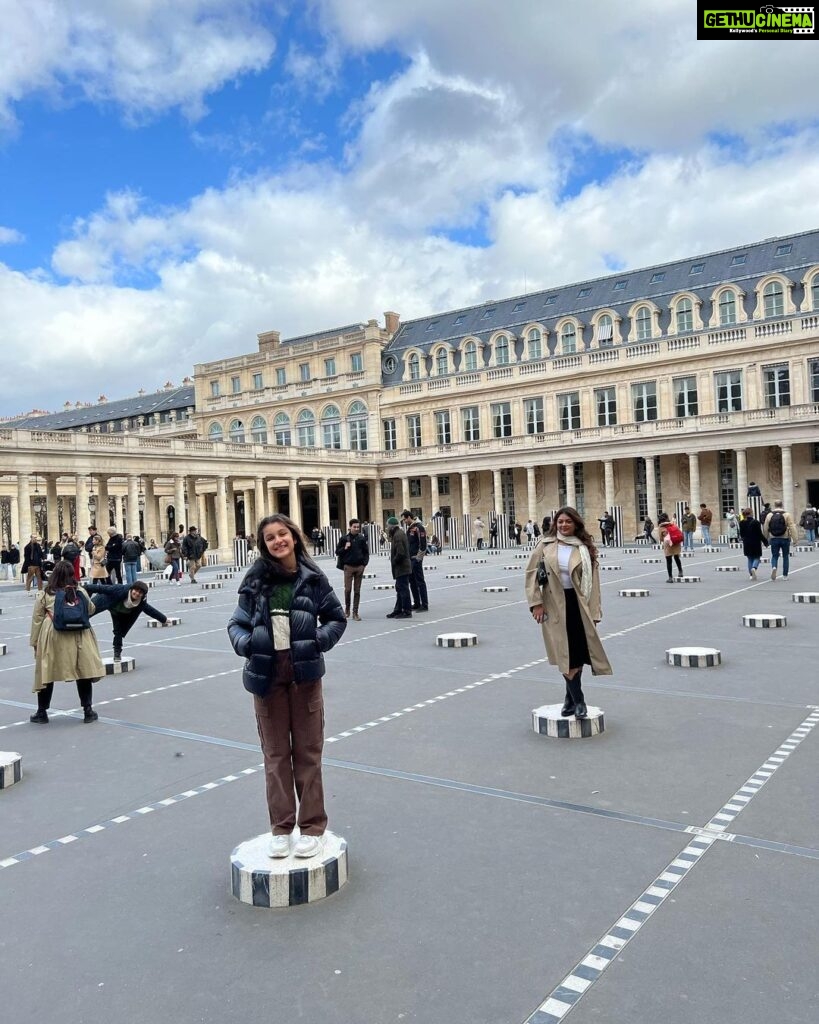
561,677,576,717
83,707,98,723
30,709,49,724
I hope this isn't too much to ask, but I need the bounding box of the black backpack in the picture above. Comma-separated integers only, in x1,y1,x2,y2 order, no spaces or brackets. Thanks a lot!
767,510,787,537
52,587,91,631
62,542,81,561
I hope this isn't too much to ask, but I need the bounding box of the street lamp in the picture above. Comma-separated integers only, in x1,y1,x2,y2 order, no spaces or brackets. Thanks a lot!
32,475,46,538
88,474,97,516
138,478,146,511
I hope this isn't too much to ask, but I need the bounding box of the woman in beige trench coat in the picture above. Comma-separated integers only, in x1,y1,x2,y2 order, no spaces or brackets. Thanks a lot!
525,506,612,719
29,560,105,724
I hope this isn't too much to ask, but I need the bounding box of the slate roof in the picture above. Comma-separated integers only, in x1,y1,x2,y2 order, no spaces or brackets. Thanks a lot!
380,228,819,384
282,323,366,346
4,386,195,431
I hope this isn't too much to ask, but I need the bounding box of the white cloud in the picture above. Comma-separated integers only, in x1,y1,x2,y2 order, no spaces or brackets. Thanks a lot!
0,226,24,244
0,0,276,129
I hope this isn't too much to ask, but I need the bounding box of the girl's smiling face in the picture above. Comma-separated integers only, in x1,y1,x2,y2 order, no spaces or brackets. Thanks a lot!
263,522,297,567
556,513,576,537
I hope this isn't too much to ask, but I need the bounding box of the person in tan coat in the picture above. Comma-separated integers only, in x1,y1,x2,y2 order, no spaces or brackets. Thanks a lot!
29,560,105,724
90,533,109,581
525,506,612,720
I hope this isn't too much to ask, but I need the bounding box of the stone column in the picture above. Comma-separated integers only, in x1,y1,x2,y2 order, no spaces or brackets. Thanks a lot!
430,474,441,516
492,469,502,513
780,444,794,515
17,474,32,542
255,477,266,525
564,462,576,508
319,478,331,528
603,460,615,513
401,478,411,514
174,476,187,533
96,476,109,528
526,466,537,521
460,472,470,517
216,476,230,554
226,480,238,540
10,493,20,547
288,478,299,524
115,494,126,533
75,475,89,535
186,477,199,530
127,475,140,537
143,478,158,545
735,449,748,507
46,475,59,541
373,480,384,527
645,456,658,520
689,452,701,509
346,479,358,522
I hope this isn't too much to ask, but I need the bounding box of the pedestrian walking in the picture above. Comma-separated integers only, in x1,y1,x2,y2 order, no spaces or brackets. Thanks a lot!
227,513,346,859
738,509,767,579
164,532,183,585
763,501,797,580
385,516,412,618
525,506,611,720
28,560,104,724
401,509,428,611
335,518,369,620
22,535,45,591
181,526,208,583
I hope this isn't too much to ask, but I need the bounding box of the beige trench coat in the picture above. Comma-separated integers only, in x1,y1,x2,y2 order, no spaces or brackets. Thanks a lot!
29,589,105,692
525,538,612,676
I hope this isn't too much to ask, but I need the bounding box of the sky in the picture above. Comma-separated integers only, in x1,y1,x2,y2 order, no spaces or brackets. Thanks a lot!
1,0,819,416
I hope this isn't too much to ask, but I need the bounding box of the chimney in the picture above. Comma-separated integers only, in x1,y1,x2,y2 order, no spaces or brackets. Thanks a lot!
258,330,281,353
384,311,400,335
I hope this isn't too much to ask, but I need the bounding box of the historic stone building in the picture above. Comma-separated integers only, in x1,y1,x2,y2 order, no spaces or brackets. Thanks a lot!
2,229,818,557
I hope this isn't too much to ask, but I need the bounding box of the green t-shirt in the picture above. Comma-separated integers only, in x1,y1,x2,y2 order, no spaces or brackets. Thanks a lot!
268,580,295,650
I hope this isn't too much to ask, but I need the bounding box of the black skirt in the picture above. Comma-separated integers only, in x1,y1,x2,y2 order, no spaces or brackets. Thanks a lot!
563,586,590,668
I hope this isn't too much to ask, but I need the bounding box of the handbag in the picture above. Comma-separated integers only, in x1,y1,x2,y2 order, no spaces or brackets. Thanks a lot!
536,558,549,587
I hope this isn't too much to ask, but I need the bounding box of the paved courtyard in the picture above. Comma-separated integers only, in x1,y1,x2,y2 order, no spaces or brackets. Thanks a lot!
1,543,818,1024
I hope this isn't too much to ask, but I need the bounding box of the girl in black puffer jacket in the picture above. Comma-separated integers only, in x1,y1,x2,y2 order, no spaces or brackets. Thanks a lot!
227,514,346,861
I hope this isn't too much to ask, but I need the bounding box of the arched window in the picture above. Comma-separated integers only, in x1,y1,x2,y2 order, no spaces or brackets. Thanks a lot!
408,353,420,380
229,419,245,444
596,314,613,347
250,415,267,444
763,281,784,318
495,334,509,365
436,348,449,376
347,400,368,451
208,422,223,442
811,273,819,311
718,289,736,326
527,328,542,360
464,340,478,372
560,322,576,354
321,404,341,449
675,297,693,334
296,409,316,447
635,306,652,341
274,412,291,447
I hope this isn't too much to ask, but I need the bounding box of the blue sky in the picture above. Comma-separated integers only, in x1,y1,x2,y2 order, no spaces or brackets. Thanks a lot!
1,0,818,415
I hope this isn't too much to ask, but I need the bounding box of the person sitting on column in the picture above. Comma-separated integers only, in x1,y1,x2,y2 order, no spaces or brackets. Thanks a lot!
635,515,654,542
181,526,208,584
401,509,428,612
85,580,168,661
227,513,346,860
524,506,612,720
335,517,370,621
385,516,413,618
747,481,762,500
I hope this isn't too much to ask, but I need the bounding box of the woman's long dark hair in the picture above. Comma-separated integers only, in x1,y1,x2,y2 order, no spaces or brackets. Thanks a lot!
546,506,599,564
256,514,315,569
45,559,77,595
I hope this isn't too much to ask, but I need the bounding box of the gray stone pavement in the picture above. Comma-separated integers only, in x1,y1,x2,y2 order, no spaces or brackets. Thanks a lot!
1,545,817,1024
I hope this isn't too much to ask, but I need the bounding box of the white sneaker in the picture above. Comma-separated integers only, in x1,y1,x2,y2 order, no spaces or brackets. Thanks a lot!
268,834,291,858
293,834,321,858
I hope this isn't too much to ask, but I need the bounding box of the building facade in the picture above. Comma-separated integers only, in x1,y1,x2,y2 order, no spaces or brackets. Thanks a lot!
2,230,818,555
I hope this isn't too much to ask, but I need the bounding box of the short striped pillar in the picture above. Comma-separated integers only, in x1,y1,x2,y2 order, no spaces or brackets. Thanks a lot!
471,558,487,564
482,586,508,593
671,576,701,583
425,564,438,571
436,632,478,648
362,572,376,579
146,617,181,628
503,565,522,571
622,548,640,554
0,643,6,655
681,552,694,558
201,581,223,590
0,750,23,790
104,657,136,674
147,580,160,588
715,565,739,572
445,573,466,580
216,572,236,581
666,647,721,668
793,593,819,603
619,589,650,597
373,583,393,590
742,614,787,628
600,565,622,571
532,703,604,739
642,557,661,564
230,831,348,908
702,546,721,553
793,546,814,553
447,554,463,560
181,595,207,603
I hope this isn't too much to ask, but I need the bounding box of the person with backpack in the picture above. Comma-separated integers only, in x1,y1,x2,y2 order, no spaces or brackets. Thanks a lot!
28,560,104,724
762,501,797,581
799,506,817,544
739,509,768,579
658,513,684,581
335,517,370,621
61,534,82,580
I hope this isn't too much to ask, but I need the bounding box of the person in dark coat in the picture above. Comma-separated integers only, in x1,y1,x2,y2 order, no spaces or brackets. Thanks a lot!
739,509,768,580
335,517,370,620
227,513,346,860
401,509,428,612
385,516,412,618
105,526,124,584
23,535,45,592
85,580,167,660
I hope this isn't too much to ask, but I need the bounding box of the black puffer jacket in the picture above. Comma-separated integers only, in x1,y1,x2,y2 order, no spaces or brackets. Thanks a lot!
227,554,346,696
